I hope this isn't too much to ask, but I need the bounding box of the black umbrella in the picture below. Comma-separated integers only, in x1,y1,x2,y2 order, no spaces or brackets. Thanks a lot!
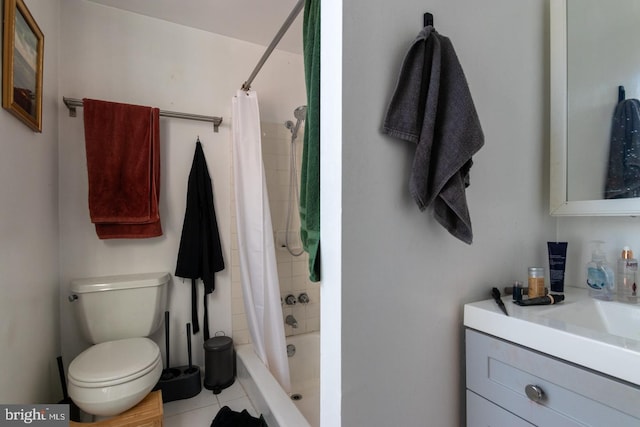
175,139,225,340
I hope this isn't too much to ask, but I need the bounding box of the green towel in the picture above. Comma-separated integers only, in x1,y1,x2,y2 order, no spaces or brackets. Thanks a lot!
300,0,321,282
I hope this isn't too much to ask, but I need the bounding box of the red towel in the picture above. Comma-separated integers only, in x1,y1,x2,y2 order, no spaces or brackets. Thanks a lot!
83,98,162,239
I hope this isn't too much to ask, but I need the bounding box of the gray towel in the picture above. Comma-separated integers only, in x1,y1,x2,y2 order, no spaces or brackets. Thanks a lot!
605,99,640,199
383,26,484,244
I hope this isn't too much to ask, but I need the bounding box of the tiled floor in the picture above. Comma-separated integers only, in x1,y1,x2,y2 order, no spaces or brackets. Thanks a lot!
163,381,259,427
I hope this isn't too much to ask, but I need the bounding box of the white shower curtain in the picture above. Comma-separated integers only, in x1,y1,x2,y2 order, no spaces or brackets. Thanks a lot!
231,90,291,392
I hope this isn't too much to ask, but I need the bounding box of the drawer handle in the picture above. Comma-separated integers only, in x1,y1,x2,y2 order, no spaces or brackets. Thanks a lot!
525,384,545,403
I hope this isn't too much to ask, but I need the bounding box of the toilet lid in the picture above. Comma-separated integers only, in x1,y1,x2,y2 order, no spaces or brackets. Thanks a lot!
68,337,161,388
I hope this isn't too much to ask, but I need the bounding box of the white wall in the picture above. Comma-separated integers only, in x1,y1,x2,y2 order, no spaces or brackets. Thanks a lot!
58,0,305,370
320,1,343,425
558,216,640,292
0,0,61,403
328,0,556,425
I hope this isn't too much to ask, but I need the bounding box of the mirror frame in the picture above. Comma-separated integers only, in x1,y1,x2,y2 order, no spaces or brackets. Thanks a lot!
550,0,640,216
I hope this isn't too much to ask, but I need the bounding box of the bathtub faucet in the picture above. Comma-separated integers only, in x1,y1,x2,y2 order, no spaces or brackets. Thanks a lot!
285,315,298,329
297,293,310,304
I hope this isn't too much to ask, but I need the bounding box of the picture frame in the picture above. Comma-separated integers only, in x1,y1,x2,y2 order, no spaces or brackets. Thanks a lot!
2,0,44,132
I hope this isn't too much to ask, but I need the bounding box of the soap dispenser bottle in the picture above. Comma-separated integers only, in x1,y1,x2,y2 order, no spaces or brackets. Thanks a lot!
617,246,638,304
586,241,614,300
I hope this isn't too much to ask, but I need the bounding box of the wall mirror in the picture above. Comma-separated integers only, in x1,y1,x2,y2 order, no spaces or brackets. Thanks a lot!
550,0,640,216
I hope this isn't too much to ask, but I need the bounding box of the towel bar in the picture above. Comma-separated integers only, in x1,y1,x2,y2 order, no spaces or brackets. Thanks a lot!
62,97,223,132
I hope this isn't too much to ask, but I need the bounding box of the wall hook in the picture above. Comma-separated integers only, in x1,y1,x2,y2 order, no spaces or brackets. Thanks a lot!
424,12,434,28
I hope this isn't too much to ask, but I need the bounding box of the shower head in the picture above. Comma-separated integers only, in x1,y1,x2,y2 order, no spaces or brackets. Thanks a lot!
294,105,307,121
285,105,308,141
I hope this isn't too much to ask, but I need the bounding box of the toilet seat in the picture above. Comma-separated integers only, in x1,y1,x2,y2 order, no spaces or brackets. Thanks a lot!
68,337,161,388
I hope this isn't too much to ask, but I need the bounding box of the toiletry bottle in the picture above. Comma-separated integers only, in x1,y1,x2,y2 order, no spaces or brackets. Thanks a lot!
528,267,545,298
586,241,614,300
617,246,638,304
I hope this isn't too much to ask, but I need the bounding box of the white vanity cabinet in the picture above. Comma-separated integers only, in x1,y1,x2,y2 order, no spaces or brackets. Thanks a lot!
465,329,640,426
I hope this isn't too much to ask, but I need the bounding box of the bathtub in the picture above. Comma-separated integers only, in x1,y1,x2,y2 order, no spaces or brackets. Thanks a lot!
236,332,320,427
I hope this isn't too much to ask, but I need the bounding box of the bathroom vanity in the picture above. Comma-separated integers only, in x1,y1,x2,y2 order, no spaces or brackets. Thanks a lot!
464,287,640,426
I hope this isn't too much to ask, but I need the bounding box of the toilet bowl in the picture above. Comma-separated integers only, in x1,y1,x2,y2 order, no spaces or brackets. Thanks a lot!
68,337,163,417
67,272,169,417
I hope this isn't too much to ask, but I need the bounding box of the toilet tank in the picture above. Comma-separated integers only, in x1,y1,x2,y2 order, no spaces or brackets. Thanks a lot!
70,272,170,344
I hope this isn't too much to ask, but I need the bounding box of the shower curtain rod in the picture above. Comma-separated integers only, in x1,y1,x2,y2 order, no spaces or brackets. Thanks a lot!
62,97,223,132
241,0,305,91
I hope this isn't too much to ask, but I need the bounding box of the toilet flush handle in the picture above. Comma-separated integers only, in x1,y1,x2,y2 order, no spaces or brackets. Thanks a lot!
68,294,78,302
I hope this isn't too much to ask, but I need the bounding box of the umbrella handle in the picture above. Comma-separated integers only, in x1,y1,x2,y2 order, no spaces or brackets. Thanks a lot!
56,356,69,399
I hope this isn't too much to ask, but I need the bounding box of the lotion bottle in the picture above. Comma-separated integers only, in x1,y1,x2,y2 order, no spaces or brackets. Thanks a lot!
617,246,638,304
586,241,614,300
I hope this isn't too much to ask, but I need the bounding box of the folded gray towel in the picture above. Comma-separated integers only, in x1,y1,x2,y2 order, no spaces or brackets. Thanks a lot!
383,26,484,244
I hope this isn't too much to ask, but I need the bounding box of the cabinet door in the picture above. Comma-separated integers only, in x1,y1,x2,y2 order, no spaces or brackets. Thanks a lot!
467,390,533,427
466,329,640,426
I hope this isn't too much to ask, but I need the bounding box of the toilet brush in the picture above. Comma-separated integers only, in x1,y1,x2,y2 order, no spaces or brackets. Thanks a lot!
160,311,180,381
186,323,195,372
160,311,172,380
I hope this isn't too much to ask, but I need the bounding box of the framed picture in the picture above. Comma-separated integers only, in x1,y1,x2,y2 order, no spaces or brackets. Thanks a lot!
2,0,44,132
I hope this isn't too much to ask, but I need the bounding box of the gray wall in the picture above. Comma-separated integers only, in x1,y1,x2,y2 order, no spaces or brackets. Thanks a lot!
332,0,555,425
0,0,61,403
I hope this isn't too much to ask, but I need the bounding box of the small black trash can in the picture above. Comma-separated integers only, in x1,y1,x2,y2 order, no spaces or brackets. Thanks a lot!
203,335,235,394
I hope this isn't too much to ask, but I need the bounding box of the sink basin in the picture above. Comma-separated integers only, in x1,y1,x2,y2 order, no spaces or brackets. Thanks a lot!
464,287,640,386
536,298,640,342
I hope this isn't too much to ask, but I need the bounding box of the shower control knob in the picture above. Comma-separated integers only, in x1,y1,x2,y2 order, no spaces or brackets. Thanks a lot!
297,293,310,304
284,294,297,305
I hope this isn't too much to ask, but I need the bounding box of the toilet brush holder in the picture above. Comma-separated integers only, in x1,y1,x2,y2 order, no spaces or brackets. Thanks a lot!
154,364,201,403
153,317,202,402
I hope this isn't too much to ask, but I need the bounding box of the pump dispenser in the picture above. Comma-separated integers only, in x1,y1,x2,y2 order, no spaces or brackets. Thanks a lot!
617,246,638,304
586,241,614,300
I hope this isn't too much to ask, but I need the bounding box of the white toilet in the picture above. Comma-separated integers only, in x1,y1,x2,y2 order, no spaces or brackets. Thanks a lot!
67,272,170,417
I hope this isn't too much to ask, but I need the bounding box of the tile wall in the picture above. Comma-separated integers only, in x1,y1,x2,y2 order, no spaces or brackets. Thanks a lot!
231,121,320,344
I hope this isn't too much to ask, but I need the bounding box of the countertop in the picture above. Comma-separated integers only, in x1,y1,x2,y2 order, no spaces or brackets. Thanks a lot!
464,286,640,386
